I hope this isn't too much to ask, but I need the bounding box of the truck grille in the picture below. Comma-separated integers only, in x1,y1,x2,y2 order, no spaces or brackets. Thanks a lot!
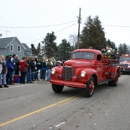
63,66,73,81
120,64,128,69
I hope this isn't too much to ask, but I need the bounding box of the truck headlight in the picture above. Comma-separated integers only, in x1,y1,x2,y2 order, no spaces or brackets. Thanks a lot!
81,71,86,77
51,68,56,74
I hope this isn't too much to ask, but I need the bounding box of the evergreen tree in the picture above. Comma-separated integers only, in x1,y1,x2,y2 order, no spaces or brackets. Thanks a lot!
128,45,130,54
31,43,42,57
118,44,123,56
58,39,72,60
31,44,36,56
123,43,129,54
107,39,117,51
42,31,58,58
118,43,129,55
80,16,107,50
37,43,42,58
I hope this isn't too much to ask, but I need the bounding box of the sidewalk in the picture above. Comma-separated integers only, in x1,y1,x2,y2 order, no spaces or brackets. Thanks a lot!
11,72,50,87
6,80,50,88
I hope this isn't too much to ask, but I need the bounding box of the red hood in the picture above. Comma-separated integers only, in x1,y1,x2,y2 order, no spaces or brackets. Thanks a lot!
64,59,94,68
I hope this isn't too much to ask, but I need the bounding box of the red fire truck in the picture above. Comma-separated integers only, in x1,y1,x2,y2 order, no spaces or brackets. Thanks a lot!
119,54,130,73
50,49,120,97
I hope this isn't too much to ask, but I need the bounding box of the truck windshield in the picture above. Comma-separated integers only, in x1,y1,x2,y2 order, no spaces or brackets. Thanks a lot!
120,57,130,61
72,52,95,60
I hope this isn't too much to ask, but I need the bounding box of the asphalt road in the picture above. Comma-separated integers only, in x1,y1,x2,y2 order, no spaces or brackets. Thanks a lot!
0,74,130,130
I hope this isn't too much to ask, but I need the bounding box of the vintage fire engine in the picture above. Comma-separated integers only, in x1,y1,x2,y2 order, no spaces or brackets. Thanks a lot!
50,49,120,97
119,54,130,73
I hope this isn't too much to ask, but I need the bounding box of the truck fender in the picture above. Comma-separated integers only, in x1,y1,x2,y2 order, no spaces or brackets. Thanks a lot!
82,68,98,86
109,67,120,79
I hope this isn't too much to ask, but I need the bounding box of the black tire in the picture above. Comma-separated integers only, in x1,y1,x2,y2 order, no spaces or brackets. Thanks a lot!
52,84,64,93
84,77,95,97
108,72,118,86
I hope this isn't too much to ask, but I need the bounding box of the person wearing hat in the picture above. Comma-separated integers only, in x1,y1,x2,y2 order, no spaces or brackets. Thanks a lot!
8,53,13,57
6,54,14,85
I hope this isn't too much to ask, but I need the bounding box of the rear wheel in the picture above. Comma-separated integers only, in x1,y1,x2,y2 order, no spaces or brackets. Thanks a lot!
85,77,95,97
52,84,64,93
108,72,118,86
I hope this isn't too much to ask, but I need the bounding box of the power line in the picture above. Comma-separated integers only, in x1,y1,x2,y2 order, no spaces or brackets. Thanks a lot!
55,23,77,33
27,23,77,44
68,2,130,29
103,25,130,28
0,20,76,28
81,22,130,28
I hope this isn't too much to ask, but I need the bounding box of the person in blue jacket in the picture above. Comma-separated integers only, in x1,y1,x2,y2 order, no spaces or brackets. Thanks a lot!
41,58,47,80
6,54,14,85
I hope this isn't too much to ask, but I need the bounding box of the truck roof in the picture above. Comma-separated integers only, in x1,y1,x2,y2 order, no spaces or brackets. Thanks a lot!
73,49,102,55
121,54,130,57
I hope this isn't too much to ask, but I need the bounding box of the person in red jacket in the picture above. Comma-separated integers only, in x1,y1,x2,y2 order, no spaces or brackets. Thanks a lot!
20,56,29,84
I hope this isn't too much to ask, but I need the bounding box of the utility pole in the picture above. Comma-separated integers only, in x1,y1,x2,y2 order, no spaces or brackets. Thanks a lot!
77,8,81,49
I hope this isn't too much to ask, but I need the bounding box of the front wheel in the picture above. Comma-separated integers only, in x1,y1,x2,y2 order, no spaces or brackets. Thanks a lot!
108,72,118,86
52,84,64,93
84,77,95,97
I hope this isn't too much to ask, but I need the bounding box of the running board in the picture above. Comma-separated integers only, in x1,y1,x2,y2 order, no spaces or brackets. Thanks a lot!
98,79,114,85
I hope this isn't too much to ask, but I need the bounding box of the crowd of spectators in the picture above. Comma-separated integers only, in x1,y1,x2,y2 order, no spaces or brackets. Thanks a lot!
0,54,65,88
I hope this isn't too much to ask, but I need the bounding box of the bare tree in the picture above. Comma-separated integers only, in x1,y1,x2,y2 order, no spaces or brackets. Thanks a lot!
69,34,78,49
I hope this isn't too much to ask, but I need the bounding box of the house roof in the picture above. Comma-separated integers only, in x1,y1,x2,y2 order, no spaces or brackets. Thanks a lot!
22,43,31,51
0,37,26,50
0,37,15,48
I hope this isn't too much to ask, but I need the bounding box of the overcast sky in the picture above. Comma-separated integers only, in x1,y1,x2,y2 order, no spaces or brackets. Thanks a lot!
0,0,130,47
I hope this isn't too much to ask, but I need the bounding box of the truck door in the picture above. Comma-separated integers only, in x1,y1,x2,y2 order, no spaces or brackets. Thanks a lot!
95,54,103,82
102,57,109,80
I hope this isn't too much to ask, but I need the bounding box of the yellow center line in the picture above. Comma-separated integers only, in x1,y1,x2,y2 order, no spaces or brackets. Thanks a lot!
59,96,79,107
0,94,81,127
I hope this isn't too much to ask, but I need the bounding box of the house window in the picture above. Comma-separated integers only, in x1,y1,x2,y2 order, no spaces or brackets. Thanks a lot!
17,45,21,52
10,44,14,52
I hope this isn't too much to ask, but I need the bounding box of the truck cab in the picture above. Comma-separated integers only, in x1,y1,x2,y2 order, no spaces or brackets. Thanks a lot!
50,49,120,97
119,54,130,73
